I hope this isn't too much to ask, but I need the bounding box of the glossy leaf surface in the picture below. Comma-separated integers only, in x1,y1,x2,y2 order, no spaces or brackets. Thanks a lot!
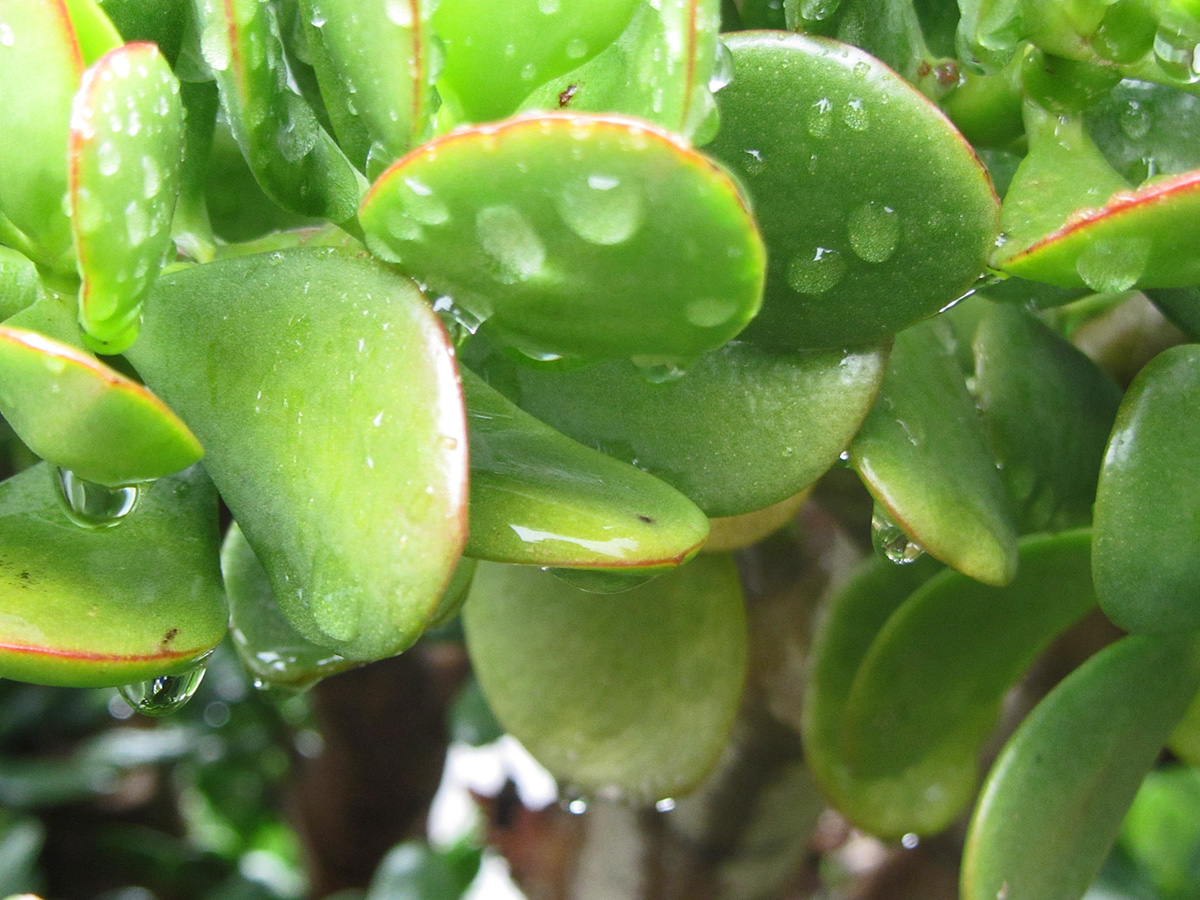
1093,344,1200,633
69,42,184,353
0,321,202,486
0,464,226,687
963,633,1200,900
842,530,1095,779
467,338,886,517
706,31,999,349
360,113,764,368
193,0,365,221
129,249,467,660
462,369,710,569
972,304,1121,533
1087,79,1200,184
850,320,1018,585
463,555,747,803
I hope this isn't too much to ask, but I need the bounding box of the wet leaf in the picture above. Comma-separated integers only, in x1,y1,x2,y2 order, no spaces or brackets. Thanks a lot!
467,338,886,517
128,248,467,660
0,463,226,687
706,31,998,349
963,632,1200,900
463,555,747,803
69,42,185,353
1087,79,1200,184
1093,344,1200,634
462,368,710,570
850,319,1018,585
360,113,764,369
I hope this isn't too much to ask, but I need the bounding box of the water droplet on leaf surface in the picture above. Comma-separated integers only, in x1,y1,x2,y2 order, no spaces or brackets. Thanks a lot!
53,468,142,529
709,41,734,93
847,201,900,262
557,175,643,246
1074,236,1150,293
477,206,546,283
787,247,846,294
871,506,924,564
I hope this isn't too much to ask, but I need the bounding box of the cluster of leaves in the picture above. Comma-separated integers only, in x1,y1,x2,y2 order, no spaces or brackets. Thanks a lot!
2,0,1200,896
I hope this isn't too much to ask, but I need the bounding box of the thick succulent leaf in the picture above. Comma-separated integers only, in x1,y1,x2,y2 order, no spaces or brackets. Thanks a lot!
972,304,1122,533
0,315,202,486
705,31,998,350
1145,286,1200,341
128,248,468,660
1087,79,1200,184
463,555,747,803
0,247,43,320
360,113,765,368
801,554,966,838
962,632,1200,900
94,0,190,64
518,0,724,142
703,488,809,552
462,369,710,569
1093,344,1200,634
841,530,1095,780
299,0,437,173
0,463,226,688
1168,686,1200,768
467,338,886,518
221,522,357,692
69,42,185,353
850,319,1019,586
193,0,365,221
431,0,638,124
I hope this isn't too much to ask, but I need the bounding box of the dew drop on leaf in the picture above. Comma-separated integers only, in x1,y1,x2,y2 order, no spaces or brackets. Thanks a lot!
52,468,142,529
787,247,846,294
557,175,643,246
871,505,924,564
847,201,900,263
476,205,546,283
1074,236,1151,293
709,40,734,93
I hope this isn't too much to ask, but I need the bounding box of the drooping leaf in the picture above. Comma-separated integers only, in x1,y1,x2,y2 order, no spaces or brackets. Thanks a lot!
463,555,747,803
462,368,710,570
128,248,468,660
962,632,1200,900
360,112,765,369
0,463,227,688
705,31,999,350
1093,344,1200,634
69,41,185,353
850,319,1019,585
467,338,886,517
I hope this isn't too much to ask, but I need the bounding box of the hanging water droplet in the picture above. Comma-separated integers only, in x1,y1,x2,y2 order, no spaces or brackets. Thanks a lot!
871,505,924,564
119,659,208,717
476,205,546,284
655,797,676,812
787,247,846,294
901,832,920,849
632,356,688,383
559,784,590,814
708,40,734,93
847,201,900,262
807,97,834,138
53,468,142,529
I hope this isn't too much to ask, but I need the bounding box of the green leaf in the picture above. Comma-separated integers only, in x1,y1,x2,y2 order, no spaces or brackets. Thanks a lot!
962,632,1200,900
0,463,227,688
1145,287,1200,341
466,338,886,517
0,246,43,320
850,319,1019,586
360,113,765,369
128,248,468,660
705,31,999,350
367,840,480,900
1087,79,1200,184
841,530,1095,780
193,0,366,221
1093,344,1200,634
1119,765,1200,900
463,554,747,802
462,368,710,569
299,0,438,174
972,304,1122,533
69,42,185,353
0,319,202,487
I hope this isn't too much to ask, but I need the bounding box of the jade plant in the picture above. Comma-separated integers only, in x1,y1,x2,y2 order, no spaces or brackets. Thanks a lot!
2,0,1200,896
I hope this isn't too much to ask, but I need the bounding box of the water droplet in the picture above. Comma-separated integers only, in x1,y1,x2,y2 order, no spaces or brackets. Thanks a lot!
633,357,688,383
871,506,924,565
142,156,162,197
1074,236,1151,293
843,98,869,131
125,200,149,245
558,783,590,814
852,59,871,78
520,62,538,81
384,0,413,26
685,297,737,328
53,468,142,529
538,0,561,12
0,23,13,46
742,148,765,175
1119,99,1151,140
709,40,734,93
847,201,900,262
566,38,589,58
901,832,920,849
556,174,643,246
119,659,208,717
787,247,846,294
1153,13,1200,83
807,97,833,138
199,13,231,71
401,177,449,225
477,206,545,283
655,798,676,812
96,142,121,176
799,0,841,21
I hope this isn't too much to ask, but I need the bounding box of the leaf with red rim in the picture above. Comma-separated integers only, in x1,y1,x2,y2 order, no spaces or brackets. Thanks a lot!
69,42,185,353
0,463,226,688
360,112,764,368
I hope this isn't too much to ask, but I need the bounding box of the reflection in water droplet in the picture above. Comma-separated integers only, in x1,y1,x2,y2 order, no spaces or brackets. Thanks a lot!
632,357,688,384
557,175,643,246
843,98,869,131
847,201,900,262
119,659,208,717
787,247,846,294
655,798,677,812
53,468,142,529
1074,236,1151,293
807,98,833,138
477,206,545,283
852,60,871,78
709,40,734,93
1119,99,1151,140
871,506,924,565
402,176,450,225
743,148,765,175
901,832,920,849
